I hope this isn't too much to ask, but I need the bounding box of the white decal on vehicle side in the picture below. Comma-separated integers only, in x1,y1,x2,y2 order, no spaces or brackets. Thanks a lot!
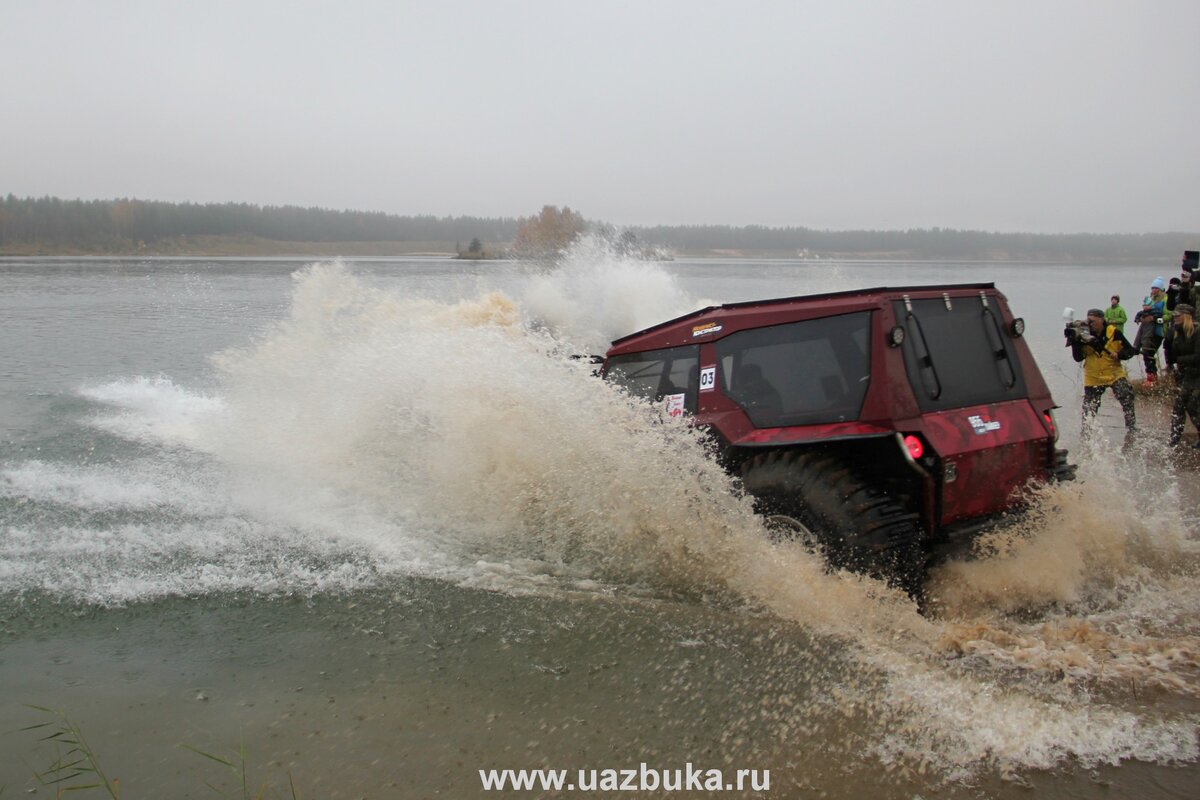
699,366,716,392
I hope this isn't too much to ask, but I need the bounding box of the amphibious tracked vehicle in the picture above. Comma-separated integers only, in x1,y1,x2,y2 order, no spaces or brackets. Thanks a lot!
602,283,1073,596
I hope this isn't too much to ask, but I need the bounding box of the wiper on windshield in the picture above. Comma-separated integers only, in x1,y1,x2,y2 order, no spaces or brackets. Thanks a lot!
902,294,942,400
979,292,1017,389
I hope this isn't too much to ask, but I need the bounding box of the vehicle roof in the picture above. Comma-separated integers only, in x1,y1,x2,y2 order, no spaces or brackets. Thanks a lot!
608,282,1001,352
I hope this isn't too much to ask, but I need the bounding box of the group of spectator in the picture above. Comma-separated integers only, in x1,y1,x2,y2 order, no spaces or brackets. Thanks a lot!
1070,255,1200,448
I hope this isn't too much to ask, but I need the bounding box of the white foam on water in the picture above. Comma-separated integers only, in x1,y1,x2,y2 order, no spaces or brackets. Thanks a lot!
871,657,1199,782
0,452,461,604
3,460,175,512
80,375,225,447
0,519,384,605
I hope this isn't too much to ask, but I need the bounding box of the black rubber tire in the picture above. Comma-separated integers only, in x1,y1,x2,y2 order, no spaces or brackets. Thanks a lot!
1050,448,1077,482
739,450,927,600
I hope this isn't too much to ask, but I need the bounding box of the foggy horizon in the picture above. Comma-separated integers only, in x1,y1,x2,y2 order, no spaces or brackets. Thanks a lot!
3,0,1198,235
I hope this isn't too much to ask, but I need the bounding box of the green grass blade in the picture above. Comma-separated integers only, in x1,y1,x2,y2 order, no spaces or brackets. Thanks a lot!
17,721,54,732
181,744,238,769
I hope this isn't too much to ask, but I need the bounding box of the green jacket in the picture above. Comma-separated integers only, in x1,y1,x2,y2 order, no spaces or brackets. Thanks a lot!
1104,304,1127,328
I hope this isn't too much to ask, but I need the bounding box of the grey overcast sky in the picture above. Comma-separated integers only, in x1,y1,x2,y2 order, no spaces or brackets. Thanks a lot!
2,0,1198,233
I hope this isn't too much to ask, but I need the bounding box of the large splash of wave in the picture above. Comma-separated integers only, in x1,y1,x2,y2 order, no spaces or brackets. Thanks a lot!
3,235,1198,779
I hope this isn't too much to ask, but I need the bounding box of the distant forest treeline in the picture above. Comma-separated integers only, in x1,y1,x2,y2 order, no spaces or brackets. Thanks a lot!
1,195,1195,260
632,224,1197,260
0,195,518,249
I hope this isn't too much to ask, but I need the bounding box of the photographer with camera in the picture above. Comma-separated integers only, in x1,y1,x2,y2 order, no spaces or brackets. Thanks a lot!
1170,265,1198,315
1185,271,1197,303
1067,308,1137,435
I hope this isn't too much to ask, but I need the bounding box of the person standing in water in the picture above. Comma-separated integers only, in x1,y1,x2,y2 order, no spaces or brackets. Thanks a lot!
1133,297,1161,381
1069,308,1137,435
1104,294,1127,331
1143,278,1170,384
1168,303,1200,447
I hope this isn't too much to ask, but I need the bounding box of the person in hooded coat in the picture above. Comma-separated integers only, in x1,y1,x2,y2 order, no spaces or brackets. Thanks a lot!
1168,303,1200,447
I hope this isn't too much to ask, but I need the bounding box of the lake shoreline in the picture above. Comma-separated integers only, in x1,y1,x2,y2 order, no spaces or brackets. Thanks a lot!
0,241,1185,263
1,233,1191,262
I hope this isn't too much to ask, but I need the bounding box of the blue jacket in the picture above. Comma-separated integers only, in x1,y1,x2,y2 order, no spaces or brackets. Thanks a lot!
1149,295,1168,337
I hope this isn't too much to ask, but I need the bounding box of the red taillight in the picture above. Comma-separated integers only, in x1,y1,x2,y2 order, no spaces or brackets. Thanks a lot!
1043,411,1058,441
903,434,924,460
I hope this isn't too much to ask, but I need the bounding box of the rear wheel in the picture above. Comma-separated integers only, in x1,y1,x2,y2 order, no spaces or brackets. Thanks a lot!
740,450,927,600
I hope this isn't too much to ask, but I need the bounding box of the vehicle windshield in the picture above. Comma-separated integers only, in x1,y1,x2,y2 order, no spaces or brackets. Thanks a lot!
604,345,699,412
715,311,871,427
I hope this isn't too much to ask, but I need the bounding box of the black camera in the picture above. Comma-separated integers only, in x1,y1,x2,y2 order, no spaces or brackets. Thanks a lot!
1064,319,1094,345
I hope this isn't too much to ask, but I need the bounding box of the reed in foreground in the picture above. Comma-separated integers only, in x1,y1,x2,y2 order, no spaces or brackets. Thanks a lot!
16,706,299,799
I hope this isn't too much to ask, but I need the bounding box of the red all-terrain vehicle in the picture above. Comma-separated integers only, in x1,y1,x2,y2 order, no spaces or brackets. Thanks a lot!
602,283,1073,597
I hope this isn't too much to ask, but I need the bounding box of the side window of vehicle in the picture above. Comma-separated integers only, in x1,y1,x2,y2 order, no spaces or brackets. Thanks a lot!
605,346,699,414
715,312,872,427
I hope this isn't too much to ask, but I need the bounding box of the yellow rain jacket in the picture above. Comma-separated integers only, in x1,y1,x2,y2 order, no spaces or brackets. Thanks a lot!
1077,324,1132,387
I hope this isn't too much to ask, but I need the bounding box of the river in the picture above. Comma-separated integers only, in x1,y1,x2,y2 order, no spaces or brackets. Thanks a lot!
1,249,1197,797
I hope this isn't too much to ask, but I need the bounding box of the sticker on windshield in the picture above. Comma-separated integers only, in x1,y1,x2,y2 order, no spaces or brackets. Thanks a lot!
664,393,686,417
968,414,1002,434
